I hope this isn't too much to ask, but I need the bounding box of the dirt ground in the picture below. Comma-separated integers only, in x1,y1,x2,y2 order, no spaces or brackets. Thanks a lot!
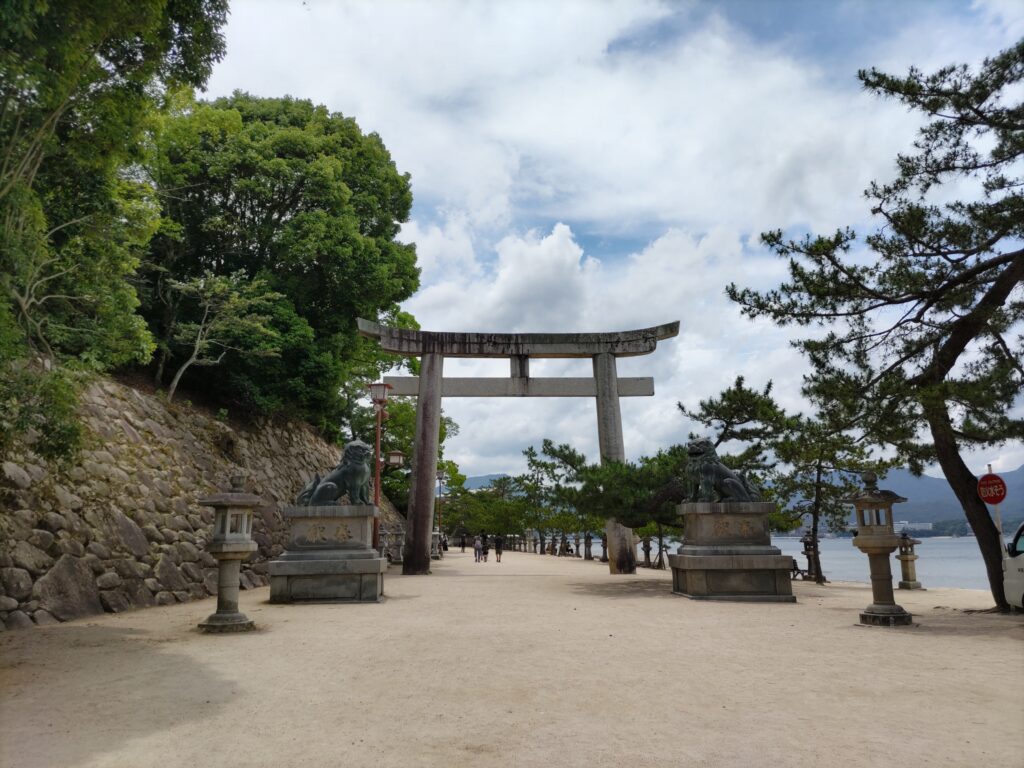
1,550,1021,768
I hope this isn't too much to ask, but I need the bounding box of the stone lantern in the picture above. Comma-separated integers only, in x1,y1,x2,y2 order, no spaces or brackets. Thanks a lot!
845,471,913,626
198,475,261,633
799,532,820,581
896,531,923,590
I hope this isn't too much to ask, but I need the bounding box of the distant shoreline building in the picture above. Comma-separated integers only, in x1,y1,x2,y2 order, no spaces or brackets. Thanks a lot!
894,520,934,532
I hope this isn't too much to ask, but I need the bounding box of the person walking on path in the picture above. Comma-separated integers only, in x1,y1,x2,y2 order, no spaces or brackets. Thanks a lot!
473,534,482,563
481,532,490,563
461,534,466,553
494,534,505,563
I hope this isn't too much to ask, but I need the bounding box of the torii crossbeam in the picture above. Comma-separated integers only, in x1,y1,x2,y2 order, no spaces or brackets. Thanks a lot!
357,318,680,575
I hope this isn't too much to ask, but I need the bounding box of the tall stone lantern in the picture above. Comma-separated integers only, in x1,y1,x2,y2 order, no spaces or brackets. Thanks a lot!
845,471,913,626
198,475,261,633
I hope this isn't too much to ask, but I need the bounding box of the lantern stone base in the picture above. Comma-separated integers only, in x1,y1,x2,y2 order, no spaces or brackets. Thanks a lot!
269,504,386,603
669,502,796,603
859,605,914,626
198,612,256,632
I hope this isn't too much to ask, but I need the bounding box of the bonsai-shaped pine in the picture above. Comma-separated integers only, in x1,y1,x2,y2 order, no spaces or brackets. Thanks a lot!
727,43,1024,609
166,271,282,402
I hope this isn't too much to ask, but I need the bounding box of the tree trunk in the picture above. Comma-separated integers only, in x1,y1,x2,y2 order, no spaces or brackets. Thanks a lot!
165,354,196,402
153,292,178,385
811,465,827,584
402,352,444,575
810,512,826,584
604,519,636,574
924,400,1008,609
655,523,666,569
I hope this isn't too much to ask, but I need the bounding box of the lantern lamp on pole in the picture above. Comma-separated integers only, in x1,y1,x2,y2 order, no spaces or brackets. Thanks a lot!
435,469,445,533
367,382,392,549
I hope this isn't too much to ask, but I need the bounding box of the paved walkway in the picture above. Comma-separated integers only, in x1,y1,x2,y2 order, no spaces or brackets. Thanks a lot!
1,551,1021,767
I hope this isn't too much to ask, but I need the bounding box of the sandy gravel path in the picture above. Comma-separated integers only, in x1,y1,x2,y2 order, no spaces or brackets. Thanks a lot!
1,550,1021,768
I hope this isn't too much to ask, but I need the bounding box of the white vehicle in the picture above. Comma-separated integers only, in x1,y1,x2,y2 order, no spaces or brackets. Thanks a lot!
1004,522,1024,610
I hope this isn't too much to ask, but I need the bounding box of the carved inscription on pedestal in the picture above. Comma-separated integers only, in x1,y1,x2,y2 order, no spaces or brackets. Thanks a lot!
334,522,351,542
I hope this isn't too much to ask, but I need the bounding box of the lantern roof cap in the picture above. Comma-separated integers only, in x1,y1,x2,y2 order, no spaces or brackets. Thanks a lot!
842,470,906,505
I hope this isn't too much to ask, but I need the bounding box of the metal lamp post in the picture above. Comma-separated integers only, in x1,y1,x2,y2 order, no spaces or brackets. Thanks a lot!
432,469,445,559
435,470,445,532
367,382,392,550
380,449,406,563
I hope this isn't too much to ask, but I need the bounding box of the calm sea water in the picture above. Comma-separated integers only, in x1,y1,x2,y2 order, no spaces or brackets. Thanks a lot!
631,536,1009,590
772,536,1003,590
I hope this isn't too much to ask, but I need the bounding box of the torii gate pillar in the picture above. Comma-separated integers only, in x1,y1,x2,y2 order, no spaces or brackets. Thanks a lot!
593,352,624,461
358,319,679,575
407,351,444,574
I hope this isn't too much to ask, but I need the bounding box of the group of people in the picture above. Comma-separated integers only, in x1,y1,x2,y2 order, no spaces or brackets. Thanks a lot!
461,532,504,563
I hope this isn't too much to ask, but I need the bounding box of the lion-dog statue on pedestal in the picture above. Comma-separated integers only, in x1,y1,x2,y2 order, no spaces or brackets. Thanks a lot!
684,438,760,503
295,440,373,506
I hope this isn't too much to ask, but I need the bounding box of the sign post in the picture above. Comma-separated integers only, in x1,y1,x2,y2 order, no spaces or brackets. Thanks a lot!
977,465,1008,545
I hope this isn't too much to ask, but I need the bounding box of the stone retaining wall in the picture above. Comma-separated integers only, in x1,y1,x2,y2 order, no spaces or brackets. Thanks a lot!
0,377,404,629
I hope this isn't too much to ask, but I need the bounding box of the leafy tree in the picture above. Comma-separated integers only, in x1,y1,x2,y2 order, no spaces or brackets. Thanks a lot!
680,375,792,479
514,441,604,555
728,43,1024,609
444,476,529,540
142,91,420,430
1,2,227,360
0,358,84,462
1,1,226,205
0,1,227,460
347,397,459,516
634,446,688,562
165,272,283,401
771,415,890,582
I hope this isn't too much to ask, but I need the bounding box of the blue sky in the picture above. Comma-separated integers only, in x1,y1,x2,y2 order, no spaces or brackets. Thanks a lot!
205,0,1024,477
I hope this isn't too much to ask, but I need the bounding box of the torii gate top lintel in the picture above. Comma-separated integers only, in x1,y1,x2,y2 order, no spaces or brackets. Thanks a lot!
356,318,679,359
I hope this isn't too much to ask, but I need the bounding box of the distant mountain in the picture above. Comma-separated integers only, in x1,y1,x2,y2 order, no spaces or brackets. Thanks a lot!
874,465,1023,523
463,473,510,491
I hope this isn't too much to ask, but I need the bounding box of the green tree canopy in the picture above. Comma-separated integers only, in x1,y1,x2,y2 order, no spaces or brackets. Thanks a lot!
727,42,1024,608
1,1,228,460
680,375,793,479
142,91,420,432
165,271,283,401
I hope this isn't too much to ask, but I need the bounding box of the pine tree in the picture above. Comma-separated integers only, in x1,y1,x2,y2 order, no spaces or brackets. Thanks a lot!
728,43,1024,609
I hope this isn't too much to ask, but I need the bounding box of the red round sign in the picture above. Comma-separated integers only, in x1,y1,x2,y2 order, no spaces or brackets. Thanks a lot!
977,473,1007,505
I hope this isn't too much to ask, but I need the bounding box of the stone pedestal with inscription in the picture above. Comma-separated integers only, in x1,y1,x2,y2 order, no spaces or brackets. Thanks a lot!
668,502,795,603
269,505,386,603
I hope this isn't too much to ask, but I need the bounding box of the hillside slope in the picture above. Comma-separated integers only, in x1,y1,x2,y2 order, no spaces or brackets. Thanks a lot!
0,377,403,629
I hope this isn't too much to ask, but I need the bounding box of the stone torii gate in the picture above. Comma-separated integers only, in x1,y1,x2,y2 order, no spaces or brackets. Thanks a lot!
357,318,680,575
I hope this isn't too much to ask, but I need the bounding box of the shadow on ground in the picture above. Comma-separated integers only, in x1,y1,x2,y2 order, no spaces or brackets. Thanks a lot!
0,622,234,768
896,608,1024,638
568,578,675,600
